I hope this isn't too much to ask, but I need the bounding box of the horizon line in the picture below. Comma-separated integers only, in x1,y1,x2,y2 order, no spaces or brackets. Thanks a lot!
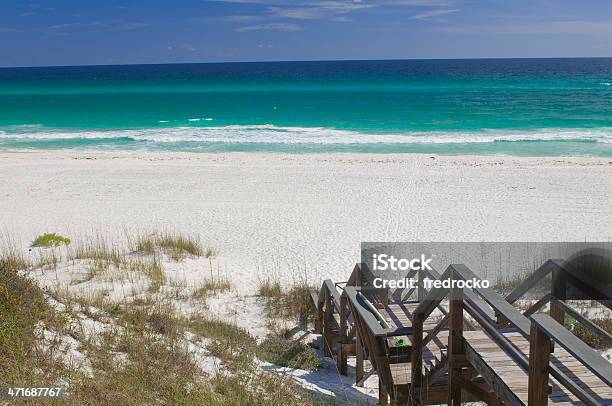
3,55,612,69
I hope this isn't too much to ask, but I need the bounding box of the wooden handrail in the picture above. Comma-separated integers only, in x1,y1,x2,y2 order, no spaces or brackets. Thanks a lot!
476,284,531,336
506,259,557,304
522,293,552,317
507,258,612,309
531,313,612,387
318,279,341,312
346,286,411,337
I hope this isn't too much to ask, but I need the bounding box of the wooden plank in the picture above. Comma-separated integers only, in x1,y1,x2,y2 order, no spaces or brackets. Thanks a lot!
410,312,425,399
464,341,524,406
528,321,552,406
389,363,412,385
465,312,602,405
464,289,497,322
462,303,529,372
379,376,388,405
323,288,334,357
448,285,463,405
550,269,567,325
338,294,349,375
531,313,612,387
355,334,364,386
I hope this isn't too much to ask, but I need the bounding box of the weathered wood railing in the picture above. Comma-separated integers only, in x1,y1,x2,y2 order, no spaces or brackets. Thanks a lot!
529,313,612,405
312,262,436,382
345,285,411,404
466,262,606,406
507,258,612,325
410,264,481,405
313,258,612,405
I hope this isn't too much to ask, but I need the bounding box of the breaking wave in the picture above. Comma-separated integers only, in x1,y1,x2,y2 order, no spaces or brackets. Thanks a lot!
1,124,611,147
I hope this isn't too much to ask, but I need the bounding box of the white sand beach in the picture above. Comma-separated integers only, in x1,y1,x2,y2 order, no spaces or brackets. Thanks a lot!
2,150,612,401
2,150,612,291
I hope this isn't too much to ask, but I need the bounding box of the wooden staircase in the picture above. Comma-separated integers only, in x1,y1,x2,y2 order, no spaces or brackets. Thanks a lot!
310,258,612,405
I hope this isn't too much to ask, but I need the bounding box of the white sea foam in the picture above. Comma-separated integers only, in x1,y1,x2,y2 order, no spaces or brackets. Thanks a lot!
0,124,611,145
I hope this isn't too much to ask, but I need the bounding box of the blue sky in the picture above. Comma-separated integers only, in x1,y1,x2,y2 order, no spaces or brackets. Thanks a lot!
2,0,612,66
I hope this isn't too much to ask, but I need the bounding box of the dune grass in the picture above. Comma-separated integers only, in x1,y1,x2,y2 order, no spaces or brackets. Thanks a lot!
259,277,283,299
192,278,232,300
70,235,124,269
257,332,321,371
0,245,71,387
130,231,211,262
127,255,166,293
1,263,316,405
258,278,316,327
2,231,327,405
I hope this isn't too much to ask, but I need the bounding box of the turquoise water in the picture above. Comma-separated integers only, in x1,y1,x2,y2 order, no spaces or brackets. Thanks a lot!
1,58,612,156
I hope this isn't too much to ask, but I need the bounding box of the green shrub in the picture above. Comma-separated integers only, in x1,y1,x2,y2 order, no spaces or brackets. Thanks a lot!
566,314,612,350
31,232,71,248
0,250,64,384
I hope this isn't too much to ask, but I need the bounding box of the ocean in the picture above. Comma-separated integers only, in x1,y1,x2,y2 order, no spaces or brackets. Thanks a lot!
1,58,612,156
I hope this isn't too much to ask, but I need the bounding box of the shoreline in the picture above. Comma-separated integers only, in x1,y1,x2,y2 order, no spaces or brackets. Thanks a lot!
3,147,612,162
2,150,612,294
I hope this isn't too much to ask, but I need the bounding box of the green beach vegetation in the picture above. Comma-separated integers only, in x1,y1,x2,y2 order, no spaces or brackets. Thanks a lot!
31,232,71,248
0,230,332,405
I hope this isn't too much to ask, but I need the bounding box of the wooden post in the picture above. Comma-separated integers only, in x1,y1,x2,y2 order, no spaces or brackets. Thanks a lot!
448,284,464,406
393,386,410,405
379,377,388,406
315,290,323,334
417,269,425,302
550,268,567,325
528,322,551,406
410,312,424,403
356,334,364,386
323,289,333,357
338,294,348,375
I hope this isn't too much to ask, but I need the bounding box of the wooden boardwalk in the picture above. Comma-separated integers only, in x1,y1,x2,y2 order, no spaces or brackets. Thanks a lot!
311,258,612,405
